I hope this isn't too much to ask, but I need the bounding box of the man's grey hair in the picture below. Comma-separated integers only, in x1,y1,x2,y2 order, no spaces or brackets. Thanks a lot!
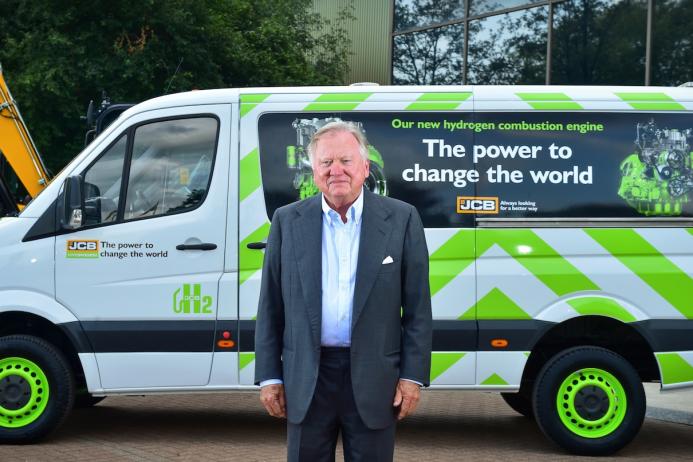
307,121,370,162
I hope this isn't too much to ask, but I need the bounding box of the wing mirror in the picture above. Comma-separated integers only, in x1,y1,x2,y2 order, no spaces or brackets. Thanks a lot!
60,175,84,230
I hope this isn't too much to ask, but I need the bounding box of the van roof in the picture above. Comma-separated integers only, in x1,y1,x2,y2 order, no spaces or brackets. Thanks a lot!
128,84,693,116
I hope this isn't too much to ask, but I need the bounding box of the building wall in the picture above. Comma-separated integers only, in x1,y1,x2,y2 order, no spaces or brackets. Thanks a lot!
315,0,693,87
312,0,393,85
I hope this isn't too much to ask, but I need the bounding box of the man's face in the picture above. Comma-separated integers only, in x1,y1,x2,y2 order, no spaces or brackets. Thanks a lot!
312,130,369,206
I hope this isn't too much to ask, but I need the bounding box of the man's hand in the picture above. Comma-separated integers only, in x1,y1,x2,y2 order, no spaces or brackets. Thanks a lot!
260,383,286,418
392,379,421,420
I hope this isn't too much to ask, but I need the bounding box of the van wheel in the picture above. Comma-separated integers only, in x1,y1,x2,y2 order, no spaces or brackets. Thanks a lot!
533,346,645,456
0,335,75,443
501,391,533,418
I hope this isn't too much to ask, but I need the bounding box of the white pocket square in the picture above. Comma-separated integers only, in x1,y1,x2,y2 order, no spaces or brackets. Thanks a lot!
382,256,394,264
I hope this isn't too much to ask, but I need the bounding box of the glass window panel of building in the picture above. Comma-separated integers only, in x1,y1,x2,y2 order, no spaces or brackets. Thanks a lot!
470,0,544,16
394,0,466,32
392,23,465,85
652,0,693,86
467,5,548,84
551,0,647,85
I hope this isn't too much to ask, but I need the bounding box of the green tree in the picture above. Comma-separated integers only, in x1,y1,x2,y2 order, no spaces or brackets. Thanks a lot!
652,0,693,86
0,0,352,171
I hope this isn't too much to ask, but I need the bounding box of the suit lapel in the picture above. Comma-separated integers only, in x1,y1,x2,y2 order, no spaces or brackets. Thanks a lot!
292,195,323,346
352,190,392,331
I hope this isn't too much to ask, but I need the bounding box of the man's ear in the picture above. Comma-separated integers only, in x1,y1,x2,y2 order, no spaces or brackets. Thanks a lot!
364,159,370,177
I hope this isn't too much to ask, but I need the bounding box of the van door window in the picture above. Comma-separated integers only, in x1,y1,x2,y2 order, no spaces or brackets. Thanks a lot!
123,117,217,221
82,134,127,225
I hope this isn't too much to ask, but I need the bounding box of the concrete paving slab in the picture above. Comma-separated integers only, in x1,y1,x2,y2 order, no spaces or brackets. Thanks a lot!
4,391,693,461
645,382,693,426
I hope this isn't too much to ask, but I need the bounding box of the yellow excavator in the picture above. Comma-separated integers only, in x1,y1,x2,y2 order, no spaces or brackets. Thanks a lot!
0,63,51,217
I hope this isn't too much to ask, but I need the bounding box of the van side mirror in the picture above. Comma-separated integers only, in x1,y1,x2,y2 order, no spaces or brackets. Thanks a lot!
61,176,84,230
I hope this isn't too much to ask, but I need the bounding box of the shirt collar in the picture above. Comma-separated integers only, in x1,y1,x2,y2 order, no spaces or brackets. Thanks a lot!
321,189,364,225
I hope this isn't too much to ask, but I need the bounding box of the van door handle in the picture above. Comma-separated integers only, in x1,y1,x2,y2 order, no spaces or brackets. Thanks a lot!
176,243,217,251
246,242,266,250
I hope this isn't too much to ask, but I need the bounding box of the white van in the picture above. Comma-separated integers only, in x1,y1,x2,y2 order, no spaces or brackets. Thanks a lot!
1,86,692,455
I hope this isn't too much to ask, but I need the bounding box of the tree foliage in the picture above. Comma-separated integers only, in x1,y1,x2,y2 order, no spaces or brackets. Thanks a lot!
0,0,352,170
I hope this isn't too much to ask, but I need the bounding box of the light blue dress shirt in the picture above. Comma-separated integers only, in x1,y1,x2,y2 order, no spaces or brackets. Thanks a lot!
319,191,363,347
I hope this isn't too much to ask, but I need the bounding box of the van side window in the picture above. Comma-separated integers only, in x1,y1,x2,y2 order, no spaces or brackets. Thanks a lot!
123,117,217,221
83,135,127,225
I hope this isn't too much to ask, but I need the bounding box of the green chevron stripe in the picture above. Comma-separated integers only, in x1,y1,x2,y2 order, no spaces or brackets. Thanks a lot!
616,92,679,101
416,92,472,101
239,352,255,370
615,92,685,111
406,102,461,111
240,93,271,117
239,223,271,285
567,297,637,323
458,306,475,320
656,353,693,385
481,373,509,386
240,149,261,201
516,93,583,110
688,228,693,237
476,288,531,320
314,93,373,102
405,92,471,111
627,102,685,111
303,93,373,111
477,229,599,296
526,101,583,110
429,230,475,296
585,229,693,319
516,93,573,101
430,352,466,381
304,102,363,111
430,229,599,302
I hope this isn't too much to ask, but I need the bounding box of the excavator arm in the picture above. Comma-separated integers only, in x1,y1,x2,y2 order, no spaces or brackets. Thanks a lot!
0,63,50,215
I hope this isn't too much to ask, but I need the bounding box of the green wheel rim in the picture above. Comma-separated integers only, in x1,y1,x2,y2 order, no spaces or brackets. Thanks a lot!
0,357,50,428
556,367,627,439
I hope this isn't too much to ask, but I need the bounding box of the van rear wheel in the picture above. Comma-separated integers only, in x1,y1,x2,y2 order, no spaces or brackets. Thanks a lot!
0,335,75,443
533,346,645,456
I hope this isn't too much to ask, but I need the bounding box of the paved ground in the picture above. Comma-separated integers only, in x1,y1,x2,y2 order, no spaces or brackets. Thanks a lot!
6,390,693,461
645,383,693,426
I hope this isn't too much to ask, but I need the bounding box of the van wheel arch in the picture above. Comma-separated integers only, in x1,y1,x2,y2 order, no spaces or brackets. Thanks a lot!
0,311,89,395
520,316,658,394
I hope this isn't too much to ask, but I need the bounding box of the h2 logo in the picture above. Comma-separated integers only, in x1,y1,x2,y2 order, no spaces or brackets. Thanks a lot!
173,284,213,314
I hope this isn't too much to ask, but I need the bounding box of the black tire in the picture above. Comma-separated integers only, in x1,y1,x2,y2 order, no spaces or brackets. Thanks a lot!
501,391,533,418
532,346,645,456
0,335,75,443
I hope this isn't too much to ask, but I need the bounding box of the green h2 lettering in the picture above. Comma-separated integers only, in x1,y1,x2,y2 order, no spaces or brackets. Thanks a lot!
173,284,213,314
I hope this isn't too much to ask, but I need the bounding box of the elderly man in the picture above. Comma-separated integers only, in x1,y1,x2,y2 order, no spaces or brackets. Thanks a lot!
255,121,432,462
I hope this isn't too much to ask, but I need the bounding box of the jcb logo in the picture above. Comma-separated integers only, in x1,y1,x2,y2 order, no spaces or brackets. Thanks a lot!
457,196,499,214
66,240,99,258
67,241,98,251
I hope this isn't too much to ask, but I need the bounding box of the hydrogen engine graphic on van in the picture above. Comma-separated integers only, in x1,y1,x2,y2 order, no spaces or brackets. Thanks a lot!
285,117,388,199
619,120,693,216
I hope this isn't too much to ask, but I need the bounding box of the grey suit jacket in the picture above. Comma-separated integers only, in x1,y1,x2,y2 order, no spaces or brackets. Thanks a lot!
254,189,432,429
